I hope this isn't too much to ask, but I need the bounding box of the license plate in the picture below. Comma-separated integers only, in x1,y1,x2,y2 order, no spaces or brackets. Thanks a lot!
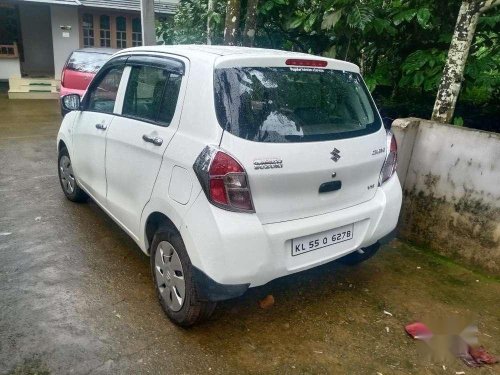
291,224,354,256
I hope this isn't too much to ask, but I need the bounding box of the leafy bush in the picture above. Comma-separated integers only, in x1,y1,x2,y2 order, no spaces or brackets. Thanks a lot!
157,0,499,130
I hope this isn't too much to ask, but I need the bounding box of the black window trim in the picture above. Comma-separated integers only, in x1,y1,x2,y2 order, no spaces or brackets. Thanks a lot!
126,55,185,76
116,54,184,127
81,54,185,125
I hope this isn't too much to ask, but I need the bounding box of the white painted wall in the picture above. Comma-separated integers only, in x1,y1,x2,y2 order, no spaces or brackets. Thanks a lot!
393,118,500,273
394,119,500,208
50,5,80,80
0,59,21,80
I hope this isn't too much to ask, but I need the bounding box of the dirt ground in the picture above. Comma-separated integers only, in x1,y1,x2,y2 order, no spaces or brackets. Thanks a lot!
0,92,499,374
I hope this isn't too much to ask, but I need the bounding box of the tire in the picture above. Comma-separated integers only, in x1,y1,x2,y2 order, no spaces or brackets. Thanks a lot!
58,147,88,202
151,227,216,327
339,243,380,266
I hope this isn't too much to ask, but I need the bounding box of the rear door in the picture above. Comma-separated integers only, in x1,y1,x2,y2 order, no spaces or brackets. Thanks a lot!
215,60,387,224
104,55,185,236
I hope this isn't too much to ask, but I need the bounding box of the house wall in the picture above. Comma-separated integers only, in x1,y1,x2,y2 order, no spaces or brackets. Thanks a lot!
77,9,143,49
18,2,54,76
0,58,21,80
393,118,500,274
50,5,80,79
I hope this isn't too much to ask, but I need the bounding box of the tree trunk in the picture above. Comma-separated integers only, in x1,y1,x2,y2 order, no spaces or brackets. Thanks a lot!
224,0,241,45
431,0,500,123
207,0,215,45
242,0,259,46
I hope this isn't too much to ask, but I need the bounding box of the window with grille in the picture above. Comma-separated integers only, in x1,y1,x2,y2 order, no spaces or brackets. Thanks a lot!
116,16,127,48
132,18,142,47
100,15,111,47
82,14,94,47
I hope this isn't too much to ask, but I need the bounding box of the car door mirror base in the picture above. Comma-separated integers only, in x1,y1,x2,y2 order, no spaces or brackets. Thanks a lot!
62,94,81,112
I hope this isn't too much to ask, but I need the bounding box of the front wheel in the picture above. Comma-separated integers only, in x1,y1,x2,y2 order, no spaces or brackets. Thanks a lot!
151,228,216,327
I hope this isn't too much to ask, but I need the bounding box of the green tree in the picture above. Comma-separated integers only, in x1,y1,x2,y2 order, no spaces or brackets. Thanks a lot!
224,0,241,45
432,0,500,123
158,0,500,127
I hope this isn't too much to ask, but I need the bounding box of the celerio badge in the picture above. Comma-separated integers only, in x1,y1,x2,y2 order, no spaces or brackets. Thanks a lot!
253,158,283,170
330,148,341,162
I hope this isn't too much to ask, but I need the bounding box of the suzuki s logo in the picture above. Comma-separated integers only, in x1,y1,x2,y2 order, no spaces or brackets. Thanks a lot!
330,148,341,162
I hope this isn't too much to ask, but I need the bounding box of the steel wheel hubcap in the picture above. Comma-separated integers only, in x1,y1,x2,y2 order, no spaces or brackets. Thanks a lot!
155,241,185,312
59,155,75,194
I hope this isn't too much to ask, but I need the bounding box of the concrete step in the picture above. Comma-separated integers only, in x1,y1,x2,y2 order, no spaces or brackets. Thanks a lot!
9,86,58,93
8,91,59,99
9,77,60,87
8,77,60,99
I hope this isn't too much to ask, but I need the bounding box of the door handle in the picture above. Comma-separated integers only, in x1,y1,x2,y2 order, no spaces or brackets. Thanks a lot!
95,123,107,130
142,134,163,146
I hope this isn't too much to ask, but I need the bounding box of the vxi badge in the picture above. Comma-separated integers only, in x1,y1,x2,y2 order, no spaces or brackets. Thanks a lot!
253,158,283,170
330,148,341,162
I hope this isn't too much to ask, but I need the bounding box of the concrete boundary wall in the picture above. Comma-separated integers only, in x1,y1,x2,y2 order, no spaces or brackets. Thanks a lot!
392,118,500,275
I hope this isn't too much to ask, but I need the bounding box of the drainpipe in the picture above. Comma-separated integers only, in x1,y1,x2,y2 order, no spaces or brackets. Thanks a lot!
140,0,156,46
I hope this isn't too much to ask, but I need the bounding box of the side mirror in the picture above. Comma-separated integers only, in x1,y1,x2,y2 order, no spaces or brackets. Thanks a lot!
62,94,81,112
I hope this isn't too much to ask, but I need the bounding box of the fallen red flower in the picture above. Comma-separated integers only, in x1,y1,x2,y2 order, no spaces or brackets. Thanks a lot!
405,322,433,341
469,346,498,365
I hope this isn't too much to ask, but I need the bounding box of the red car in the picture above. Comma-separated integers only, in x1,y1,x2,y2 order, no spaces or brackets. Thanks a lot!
60,48,117,115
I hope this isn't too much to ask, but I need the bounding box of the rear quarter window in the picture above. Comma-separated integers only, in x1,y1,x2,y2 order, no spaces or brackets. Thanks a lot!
214,67,382,143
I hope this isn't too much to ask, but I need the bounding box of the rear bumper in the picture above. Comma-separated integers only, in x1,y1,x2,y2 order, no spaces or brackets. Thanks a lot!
181,174,402,296
378,228,398,245
192,266,250,301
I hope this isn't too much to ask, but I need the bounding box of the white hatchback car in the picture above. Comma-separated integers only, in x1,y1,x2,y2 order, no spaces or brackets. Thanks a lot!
58,45,402,326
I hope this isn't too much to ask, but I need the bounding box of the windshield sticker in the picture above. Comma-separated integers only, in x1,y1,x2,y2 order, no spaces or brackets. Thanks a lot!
288,67,325,73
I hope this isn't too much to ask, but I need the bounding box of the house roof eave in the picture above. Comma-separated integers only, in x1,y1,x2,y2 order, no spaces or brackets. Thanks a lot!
15,0,80,6
80,1,177,15
14,0,177,14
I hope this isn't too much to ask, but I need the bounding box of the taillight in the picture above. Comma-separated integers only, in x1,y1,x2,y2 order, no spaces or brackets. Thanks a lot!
285,58,328,67
194,146,254,212
61,68,66,88
379,131,398,185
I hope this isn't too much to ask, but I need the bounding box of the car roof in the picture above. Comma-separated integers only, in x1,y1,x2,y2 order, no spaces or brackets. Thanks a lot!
74,48,119,55
115,45,360,73
120,44,313,57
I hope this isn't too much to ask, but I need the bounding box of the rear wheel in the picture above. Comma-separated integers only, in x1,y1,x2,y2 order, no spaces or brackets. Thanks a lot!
58,147,87,202
151,227,216,327
339,243,380,266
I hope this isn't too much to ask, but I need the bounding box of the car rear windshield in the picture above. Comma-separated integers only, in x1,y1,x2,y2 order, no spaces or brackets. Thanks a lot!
214,67,382,143
66,52,111,73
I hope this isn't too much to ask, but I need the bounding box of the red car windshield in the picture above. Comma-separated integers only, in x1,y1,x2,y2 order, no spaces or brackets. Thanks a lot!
66,52,111,74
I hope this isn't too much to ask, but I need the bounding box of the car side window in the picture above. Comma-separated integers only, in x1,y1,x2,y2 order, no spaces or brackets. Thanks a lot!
157,73,182,126
122,65,168,123
87,67,124,114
